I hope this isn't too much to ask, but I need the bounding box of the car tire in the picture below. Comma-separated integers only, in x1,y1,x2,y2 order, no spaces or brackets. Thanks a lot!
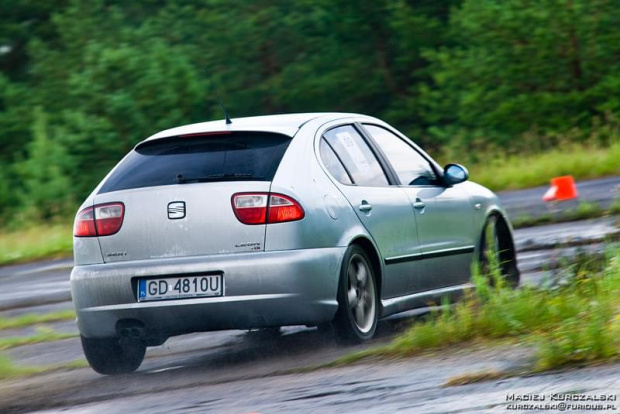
81,335,146,375
479,214,520,288
333,245,379,343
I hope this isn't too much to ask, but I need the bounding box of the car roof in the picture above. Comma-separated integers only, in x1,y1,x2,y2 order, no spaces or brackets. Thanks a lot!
145,112,366,141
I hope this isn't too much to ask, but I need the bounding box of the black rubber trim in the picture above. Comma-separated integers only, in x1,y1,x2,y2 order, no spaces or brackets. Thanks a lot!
353,122,400,185
385,246,475,265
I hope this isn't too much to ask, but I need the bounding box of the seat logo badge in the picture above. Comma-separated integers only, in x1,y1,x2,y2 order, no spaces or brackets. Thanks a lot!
168,201,186,220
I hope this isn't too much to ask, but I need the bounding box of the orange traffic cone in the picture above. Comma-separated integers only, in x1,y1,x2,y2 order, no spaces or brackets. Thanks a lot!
542,175,578,202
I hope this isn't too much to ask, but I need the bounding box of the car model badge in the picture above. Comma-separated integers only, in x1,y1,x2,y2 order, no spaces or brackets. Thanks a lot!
168,201,186,219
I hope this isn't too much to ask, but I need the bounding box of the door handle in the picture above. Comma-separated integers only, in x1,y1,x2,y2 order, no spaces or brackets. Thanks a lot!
359,201,372,212
413,199,426,210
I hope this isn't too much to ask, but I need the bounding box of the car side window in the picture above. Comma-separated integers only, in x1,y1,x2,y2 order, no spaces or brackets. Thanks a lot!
319,139,353,185
323,125,389,187
363,125,436,186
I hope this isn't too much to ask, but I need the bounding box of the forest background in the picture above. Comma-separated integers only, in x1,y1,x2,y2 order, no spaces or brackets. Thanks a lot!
1,0,620,227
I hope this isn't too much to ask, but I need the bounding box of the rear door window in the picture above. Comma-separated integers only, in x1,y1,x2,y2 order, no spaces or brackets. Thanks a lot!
323,125,388,187
319,139,353,185
99,132,291,193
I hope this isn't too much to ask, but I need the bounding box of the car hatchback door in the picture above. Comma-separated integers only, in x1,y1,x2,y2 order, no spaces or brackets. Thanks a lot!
91,132,291,263
319,124,423,298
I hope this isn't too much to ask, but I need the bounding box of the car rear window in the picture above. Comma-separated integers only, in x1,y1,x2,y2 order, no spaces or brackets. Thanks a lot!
99,132,292,194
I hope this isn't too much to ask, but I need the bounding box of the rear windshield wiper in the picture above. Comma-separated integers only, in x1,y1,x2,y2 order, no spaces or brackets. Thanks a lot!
176,173,260,184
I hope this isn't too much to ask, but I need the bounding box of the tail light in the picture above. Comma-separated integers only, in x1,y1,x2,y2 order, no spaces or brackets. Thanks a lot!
267,194,305,223
95,203,125,236
74,203,125,237
231,194,268,225
232,193,304,225
74,207,96,237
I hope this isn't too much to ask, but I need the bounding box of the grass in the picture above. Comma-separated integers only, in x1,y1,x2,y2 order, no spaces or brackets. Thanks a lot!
0,223,72,265
339,246,620,372
64,359,89,369
511,200,620,228
0,327,77,350
0,310,76,331
444,370,506,387
0,318,80,379
0,322,88,380
0,354,45,379
0,316,86,379
467,141,620,191
0,354,87,380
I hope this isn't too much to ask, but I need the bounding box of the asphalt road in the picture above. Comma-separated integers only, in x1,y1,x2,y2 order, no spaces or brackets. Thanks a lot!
30,351,620,414
1,218,619,413
0,177,619,413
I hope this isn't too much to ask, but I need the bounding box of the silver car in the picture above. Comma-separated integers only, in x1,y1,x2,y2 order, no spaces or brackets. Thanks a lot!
71,113,519,374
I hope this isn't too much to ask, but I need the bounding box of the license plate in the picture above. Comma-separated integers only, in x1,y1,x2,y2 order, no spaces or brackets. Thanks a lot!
138,275,223,302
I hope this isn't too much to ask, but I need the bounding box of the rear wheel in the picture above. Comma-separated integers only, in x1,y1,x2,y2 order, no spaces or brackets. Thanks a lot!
333,245,379,343
81,336,146,375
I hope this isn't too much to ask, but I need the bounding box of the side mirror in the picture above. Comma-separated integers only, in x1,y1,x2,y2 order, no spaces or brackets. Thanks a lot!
444,164,469,186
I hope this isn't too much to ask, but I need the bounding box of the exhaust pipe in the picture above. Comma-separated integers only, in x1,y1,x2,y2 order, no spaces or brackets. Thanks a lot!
119,327,144,338
117,320,145,340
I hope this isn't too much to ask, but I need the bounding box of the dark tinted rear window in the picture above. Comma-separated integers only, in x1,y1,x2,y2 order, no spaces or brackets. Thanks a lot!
99,132,291,194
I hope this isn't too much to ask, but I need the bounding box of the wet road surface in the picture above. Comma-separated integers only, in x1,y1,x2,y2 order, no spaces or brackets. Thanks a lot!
31,354,620,414
0,215,619,413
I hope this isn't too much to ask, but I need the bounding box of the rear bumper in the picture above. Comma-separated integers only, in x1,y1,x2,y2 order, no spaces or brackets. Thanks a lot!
71,248,345,338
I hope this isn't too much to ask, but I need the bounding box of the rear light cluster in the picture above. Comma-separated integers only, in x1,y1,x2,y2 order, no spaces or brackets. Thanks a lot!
232,193,305,225
74,203,125,237
73,194,300,236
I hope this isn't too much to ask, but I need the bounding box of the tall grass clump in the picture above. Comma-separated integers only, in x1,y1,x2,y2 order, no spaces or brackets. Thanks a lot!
535,250,620,369
385,247,620,370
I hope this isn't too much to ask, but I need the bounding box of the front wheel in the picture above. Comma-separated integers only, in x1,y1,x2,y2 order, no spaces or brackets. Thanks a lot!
81,336,146,375
333,246,379,343
479,215,520,288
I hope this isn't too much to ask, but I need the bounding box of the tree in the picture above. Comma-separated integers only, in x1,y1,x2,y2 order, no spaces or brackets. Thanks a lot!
18,107,72,220
27,0,208,198
0,0,69,81
421,0,620,145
